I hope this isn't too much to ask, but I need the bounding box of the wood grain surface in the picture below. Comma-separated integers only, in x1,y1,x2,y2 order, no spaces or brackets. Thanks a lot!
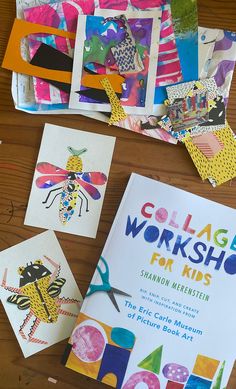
0,1,236,388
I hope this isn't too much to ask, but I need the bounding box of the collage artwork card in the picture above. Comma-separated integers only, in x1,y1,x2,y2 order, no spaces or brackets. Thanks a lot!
24,123,116,238
69,11,161,115
0,230,82,358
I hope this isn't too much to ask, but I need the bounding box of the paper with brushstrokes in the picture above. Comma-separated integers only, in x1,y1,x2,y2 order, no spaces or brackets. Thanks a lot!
23,1,88,105
69,12,161,115
206,30,236,105
12,0,177,144
16,0,181,111
155,0,198,106
14,0,96,112
198,26,219,79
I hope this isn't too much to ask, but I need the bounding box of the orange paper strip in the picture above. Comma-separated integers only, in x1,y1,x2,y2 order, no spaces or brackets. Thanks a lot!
81,74,124,94
2,19,75,84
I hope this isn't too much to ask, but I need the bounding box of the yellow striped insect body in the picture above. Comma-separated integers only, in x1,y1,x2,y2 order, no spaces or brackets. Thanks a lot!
2,257,78,344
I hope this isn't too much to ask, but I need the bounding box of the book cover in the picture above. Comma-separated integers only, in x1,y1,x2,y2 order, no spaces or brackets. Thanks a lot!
63,173,236,388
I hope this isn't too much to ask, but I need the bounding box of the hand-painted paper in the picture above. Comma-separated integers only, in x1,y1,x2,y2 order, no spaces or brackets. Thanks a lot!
95,1,182,89
185,124,236,186
0,230,82,358
206,29,236,105
24,123,116,238
69,11,161,114
155,1,182,87
23,0,95,105
154,0,198,107
198,27,219,79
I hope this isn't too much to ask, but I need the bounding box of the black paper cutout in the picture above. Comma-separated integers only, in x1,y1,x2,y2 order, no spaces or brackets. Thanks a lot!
30,43,73,93
200,96,225,127
76,88,121,104
30,42,73,71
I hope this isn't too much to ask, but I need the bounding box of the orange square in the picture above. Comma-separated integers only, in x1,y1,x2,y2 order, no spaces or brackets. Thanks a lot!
192,354,220,379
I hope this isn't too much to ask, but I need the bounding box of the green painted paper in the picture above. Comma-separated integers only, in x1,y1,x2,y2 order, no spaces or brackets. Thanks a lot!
138,345,163,374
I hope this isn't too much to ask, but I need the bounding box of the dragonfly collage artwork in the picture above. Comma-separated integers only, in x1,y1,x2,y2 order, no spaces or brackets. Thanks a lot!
0,0,236,389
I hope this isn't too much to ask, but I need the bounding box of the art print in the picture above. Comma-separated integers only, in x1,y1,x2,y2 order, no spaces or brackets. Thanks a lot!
24,124,116,238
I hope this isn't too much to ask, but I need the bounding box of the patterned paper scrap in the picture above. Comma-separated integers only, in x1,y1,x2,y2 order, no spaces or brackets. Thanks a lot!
109,15,144,74
167,90,209,132
166,78,218,104
192,133,224,159
185,124,236,185
100,77,127,125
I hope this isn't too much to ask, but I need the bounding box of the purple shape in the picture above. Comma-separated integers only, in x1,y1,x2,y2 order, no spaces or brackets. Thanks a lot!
97,344,130,389
214,60,236,87
214,33,233,51
225,30,236,42
162,363,189,383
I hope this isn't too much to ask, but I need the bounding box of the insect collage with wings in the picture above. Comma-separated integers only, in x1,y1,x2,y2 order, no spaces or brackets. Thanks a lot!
0,231,83,357
0,124,116,356
36,146,107,224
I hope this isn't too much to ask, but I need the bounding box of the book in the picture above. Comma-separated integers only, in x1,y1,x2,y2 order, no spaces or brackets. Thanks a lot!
62,173,236,388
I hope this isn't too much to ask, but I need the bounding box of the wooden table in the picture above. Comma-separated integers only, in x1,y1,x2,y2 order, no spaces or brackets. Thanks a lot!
0,1,236,388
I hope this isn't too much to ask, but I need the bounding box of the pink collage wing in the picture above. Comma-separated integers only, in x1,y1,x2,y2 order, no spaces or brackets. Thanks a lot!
36,162,69,175
78,172,107,185
76,178,101,200
36,175,67,189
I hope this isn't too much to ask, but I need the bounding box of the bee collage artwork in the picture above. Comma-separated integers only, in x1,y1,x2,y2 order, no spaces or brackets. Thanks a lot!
1,0,236,388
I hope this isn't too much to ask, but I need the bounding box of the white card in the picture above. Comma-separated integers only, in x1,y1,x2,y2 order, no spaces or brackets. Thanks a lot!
0,230,83,358
24,123,116,238
69,11,161,115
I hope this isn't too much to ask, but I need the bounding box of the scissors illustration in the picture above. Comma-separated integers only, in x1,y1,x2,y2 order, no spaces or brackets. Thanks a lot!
86,256,131,312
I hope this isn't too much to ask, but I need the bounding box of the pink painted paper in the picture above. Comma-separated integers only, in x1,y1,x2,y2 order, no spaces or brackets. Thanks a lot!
24,0,95,104
98,0,182,87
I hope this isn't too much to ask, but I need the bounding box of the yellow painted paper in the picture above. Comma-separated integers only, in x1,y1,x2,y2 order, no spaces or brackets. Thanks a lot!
193,354,220,379
100,77,127,125
185,124,236,185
